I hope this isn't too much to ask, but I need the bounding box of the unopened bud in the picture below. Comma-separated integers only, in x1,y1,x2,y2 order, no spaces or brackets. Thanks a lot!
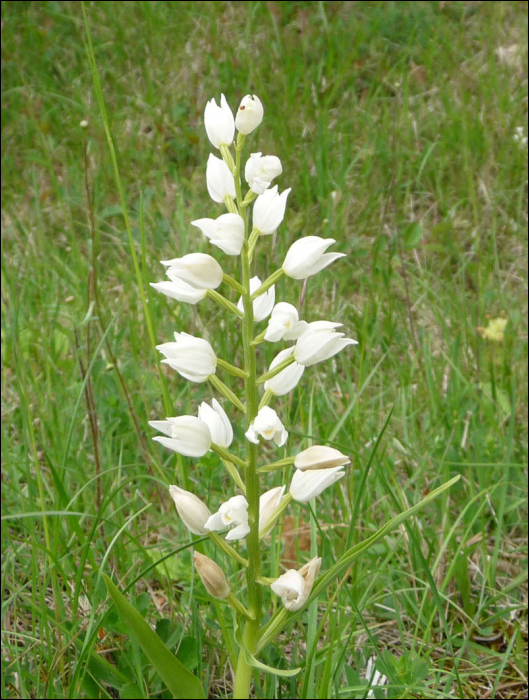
193,552,230,599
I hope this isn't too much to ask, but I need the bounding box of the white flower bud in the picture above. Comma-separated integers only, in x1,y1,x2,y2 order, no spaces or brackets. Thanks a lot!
193,552,230,599
259,485,286,537
191,213,245,256
253,185,291,235
204,495,250,541
289,466,345,503
156,331,217,383
294,321,357,367
245,152,282,195
294,445,350,471
150,416,212,457
168,485,211,535
160,253,223,290
245,406,288,447
283,236,345,280
264,347,305,396
235,94,264,135
264,302,308,342
204,94,235,149
150,278,207,305
198,398,233,448
237,276,276,322
206,153,236,203
271,557,322,611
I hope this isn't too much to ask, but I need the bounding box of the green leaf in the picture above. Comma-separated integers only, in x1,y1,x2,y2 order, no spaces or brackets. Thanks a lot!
102,574,205,699
234,621,300,678
119,682,145,699
402,221,423,249
257,476,461,652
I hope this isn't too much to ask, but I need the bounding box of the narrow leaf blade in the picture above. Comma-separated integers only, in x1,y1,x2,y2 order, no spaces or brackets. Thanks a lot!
102,574,205,699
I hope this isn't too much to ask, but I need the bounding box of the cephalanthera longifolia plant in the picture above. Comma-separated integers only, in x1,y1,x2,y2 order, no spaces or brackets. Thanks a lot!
102,93,459,700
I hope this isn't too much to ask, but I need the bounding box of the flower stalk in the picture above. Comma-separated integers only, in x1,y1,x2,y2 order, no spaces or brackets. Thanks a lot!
233,140,263,699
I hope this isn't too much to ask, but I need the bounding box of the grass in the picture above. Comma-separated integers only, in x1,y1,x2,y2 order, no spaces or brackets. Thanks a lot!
1,1,528,698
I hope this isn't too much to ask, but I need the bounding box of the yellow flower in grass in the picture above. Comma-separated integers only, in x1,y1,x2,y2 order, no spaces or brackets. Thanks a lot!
478,316,508,343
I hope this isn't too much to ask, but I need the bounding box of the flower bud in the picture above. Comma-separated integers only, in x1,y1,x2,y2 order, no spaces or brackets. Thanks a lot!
191,213,245,256
235,94,264,135
156,331,217,383
259,485,286,537
294,445,350,471
283,236,345,280
289,466,345,503
204,94,235,149
264,347,305,396
204,495,250,541
160,253,223,290
150,278,207,305
150,416,212,457
245,152,282,195
264,303,308,343
168,485,211,535
206,153,236,203
245,406,288,447
237,276,275,322
271,557,322,611
193,552,230,599
198,398,233,448
253,185,291,235
294,321,357,367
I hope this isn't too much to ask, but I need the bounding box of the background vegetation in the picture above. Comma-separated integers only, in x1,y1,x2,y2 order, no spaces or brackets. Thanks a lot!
2,1,527,698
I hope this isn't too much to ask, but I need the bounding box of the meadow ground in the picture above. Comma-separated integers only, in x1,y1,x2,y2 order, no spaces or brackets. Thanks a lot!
1,1,528,698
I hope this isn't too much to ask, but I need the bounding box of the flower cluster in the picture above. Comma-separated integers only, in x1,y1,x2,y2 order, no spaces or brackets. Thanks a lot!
150,93,357,617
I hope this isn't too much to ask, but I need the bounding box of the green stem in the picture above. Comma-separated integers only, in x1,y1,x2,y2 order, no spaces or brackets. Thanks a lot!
251,268,285,299
208,374,246,413
251,329,267,346
226,593,255,621
257,456,295,473
224,195,239,215
217,357,249,379
233,132,262,700
207,289,244,318
221,459,247,494
257,354,295,384
209,532,248,567
223,273,246,295
258,388,274,410
211,444,248,468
